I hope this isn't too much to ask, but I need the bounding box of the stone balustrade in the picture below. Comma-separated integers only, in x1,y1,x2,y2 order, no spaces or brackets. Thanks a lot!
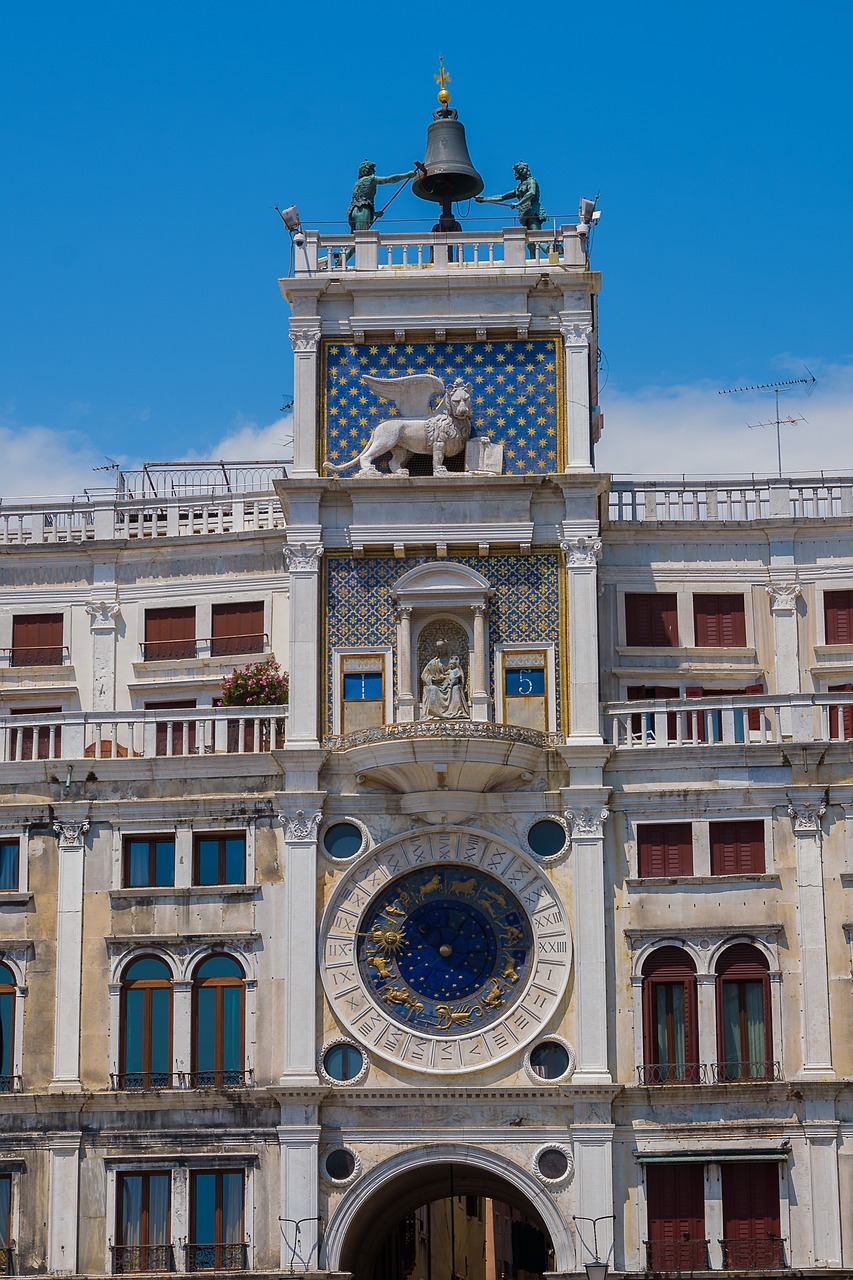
606,691,853,748
607,476,853,523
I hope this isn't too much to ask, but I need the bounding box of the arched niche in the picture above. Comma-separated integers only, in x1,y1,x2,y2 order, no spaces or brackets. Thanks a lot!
392,563,493,724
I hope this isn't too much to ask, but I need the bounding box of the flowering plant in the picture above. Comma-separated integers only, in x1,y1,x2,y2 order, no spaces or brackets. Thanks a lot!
219,656,289,707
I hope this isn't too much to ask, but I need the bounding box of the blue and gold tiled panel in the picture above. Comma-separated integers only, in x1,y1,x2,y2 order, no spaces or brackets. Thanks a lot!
324,551,564,733
322,338,563,475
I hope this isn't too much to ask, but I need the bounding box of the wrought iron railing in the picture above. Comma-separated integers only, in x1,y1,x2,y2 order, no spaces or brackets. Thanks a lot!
183,1069,253,1089
111,1072,179,1091
711,1060,781,1083
140,633,269,662
637,1063,708,1085
3,645,69,667
0,1075,22,1094
185,1242,247,1271
112,1244,175,1273
645,1239,710,1271
720,1235,787,1269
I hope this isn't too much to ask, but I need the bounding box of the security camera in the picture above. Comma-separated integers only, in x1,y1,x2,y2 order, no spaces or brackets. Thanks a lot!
292,231,306,248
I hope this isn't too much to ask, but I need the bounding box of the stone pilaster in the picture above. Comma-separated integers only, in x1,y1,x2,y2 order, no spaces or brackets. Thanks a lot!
561,538,603,742
559,316,593,469
788,798,834,1077
278,807,323,1083
289,321,322,477
803,1110,842,1266
278,1106,322,1271
570,1106,615,1270
567,804,611,1081
85,599,121,712
47,1133,81,1272
283,542,323,745
766,583,804,737
50,820,89,1091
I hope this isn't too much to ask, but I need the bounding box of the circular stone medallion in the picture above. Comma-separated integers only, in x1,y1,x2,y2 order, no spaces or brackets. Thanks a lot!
319,827,572,1073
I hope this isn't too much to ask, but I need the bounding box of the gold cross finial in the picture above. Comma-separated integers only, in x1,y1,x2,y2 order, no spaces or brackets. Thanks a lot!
434,55,451,106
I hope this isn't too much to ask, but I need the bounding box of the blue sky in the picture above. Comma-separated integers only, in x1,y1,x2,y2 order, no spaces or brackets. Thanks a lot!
1,0,851,495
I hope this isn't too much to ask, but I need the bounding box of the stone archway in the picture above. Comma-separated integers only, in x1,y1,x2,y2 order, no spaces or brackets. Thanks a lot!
323,1143,573,1277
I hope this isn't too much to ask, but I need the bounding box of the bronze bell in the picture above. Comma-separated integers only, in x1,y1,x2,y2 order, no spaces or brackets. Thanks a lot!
413,109,484,230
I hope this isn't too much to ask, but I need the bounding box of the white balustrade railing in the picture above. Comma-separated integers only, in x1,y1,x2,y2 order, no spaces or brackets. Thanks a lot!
606,693,853,748
0,493,285,545
607,477,853,524
293,225,586,276
0,707,288,762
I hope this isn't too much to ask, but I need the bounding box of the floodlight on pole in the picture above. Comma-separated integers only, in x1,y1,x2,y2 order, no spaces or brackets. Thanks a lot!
574,1213,615,1280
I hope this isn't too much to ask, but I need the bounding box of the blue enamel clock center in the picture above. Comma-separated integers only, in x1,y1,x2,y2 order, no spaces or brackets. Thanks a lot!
357,865,533,1034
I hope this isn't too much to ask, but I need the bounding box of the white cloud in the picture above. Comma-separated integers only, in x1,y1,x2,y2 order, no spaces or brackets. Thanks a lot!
202,414,293,463
596,359,853,477
0,423,104,500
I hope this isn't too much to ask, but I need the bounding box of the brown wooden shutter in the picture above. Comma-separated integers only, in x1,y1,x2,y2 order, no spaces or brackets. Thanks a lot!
11,614,63,666
825,590,853,645
694,594,746,647
10,707,62,760
828,683,853,740
647,1164,706,1270
144,608,195,660
625,594,678,646
710,820,765,874
722,1163,781,1267
638,823,693,876
744,682,763,732
144,699,197,755
211,602,264,657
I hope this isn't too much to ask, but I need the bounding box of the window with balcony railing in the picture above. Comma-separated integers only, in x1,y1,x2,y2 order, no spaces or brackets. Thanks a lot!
10,613,64,665
722,1163,785,1269
143,607,195,661
716,944,774,1081
115,1172,172,1273
191,955,246,1088
210,602,264,656
642,947,699,1085
119,956,173,1091
0,965,17,1093
188,1171,244,1271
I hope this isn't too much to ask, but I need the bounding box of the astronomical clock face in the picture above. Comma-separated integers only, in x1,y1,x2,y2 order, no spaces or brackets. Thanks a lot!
320,828,572,1073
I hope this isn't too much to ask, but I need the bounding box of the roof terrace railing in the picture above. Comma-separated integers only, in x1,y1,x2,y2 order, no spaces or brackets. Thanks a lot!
606,692,853,748
607,476,853,523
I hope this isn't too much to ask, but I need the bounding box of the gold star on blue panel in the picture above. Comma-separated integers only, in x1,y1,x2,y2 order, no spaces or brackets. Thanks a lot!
323,339,561,475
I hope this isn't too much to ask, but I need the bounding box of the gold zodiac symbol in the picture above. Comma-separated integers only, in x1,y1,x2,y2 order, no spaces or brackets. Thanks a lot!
417,873,443,901
383,901,406,918
367,953,394,980
369,924,407,955
383,986,424,1013
502,925,524,946
434,1004,472,1029
479,886,507,911
501,956,520,983
448,877,477,897
481,981,503,1009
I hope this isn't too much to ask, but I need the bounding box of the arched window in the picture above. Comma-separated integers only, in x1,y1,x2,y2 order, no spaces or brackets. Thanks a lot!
191,956,245,1088
642,947,699,1083
120,957,173,1089
0,963,16,1092
716,944,772,1080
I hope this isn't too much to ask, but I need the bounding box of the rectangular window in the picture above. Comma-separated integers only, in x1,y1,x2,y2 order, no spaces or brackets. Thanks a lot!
116,1172,172,1273
143,607,196,661
0,843,19,893
0,1174,10,1262
123,837,176,888
710,820,765,875
189,1171,244,1271
646,1164,707,1271
193,835,246,886
824,590,853,645
637,823,693,877
505,668,546,697
343,672,383,701
211,603,264,658
721,1163,783,1270
625,594,678,647
693,594,747,647
11,614,63,666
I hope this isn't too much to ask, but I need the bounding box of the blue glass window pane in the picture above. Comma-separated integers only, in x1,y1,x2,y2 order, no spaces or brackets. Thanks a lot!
124,989,144,1072
150,988,171,1075
223,838,245,885
0,965,14,986
196,840,219,885
324,1043,363,1081
221,988,242,1071
0,992,12,1079
222,1173,243,1242
121,1176,143,1248
124,957,171,982
0,1177,8,1248
0,844,18,892
192,1173,216,1243
343,672,382,701
323,823,363,859
148,1175,170,1245
196,956,242,980
154,841,175,886
127,841,151,887
505,668,545,697
195,988,216,1072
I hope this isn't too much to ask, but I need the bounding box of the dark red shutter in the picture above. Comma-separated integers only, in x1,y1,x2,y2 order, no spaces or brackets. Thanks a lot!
638,823,693,877
144,700,197,755
744,683,763,732
647,1164,706,1270
11,614,63,666
626,594,678,647
211,602,264,657
828,683,853,740
722,1163,781,1268
641,947,699,1078
825,591,853,645
710,821,765,874
10,707,61,760
144,608,195,660
694,595,746,648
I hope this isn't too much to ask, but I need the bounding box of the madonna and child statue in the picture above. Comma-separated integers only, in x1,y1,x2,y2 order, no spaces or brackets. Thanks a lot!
419,638,471,720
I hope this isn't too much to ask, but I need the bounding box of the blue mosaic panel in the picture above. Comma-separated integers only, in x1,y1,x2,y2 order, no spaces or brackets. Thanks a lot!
323,339,561,475
325,552,563,732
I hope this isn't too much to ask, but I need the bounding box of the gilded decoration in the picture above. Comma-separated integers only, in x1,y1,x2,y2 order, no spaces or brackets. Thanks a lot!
325,551,563,733
322,338,562,475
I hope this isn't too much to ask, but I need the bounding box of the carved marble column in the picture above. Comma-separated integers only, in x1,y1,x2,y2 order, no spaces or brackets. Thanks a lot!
559,315,593,469
766,583,804,738
278,808,322,1083
788,798,834,1077
289,322,322,477
567,805,611,1081
562,538,603,742
396,606,415,723
85,600,121,712
283,543,323,745
470,603,490,722
51,820,89,1090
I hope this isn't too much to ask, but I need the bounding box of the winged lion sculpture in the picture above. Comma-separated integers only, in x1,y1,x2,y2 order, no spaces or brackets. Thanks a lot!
325,373,474,477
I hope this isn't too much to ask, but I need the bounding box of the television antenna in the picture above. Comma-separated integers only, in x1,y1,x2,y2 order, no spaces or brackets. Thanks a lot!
718,374,815,477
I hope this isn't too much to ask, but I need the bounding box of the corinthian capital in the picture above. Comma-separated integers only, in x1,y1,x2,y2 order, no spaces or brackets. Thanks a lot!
766,582,802,612
53,820,90,847
289,324,321,354
278,809,323,842
787,798,826,833
85,600,121,629
283,542,324,573
560,537,602,567
565,807,609,838
559,321,593,347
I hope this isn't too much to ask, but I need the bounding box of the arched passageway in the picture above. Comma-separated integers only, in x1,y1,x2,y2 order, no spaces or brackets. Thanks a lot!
324,1145,573,1280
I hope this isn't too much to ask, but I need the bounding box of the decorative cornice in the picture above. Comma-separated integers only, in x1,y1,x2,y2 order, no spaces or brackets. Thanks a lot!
766,582,802,612
279,809,323,842
53,820,89,847
283,542,324,573
787,798,826,833
565,807,609,838
560,537,602,567
85,600,121,629
325,721,562,752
